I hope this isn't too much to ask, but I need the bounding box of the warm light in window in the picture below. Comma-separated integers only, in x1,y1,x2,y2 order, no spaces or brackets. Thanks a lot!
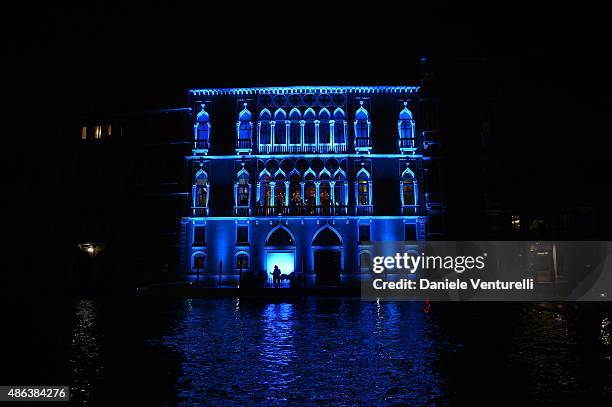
511,215,521,232
107,124,112,137
94,125,102,139
81,126,87,140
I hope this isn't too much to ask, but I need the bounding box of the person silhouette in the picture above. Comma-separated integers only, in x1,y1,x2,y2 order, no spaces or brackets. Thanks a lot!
272,265,281,288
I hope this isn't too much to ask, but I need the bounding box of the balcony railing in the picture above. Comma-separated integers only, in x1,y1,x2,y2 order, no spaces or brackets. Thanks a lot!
234,206,250,216
356,205,373,215
355,137,371,152
254,205,349,216
236,139,251,152
399,138,416,153
194,140,209,151
401,205,419,216
191,207,208,216
258,142,346,154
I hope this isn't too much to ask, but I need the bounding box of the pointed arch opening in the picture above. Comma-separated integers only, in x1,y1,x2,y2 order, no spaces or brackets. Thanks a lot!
398,102,415,152
237,103,253,152
354,101,371,152
195,104,211,151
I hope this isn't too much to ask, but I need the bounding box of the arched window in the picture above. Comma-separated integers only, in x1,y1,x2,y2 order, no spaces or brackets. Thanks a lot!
354,101,371,152
304,169,316,211
236,251,249,270
304,108,316,145
289,108,301,145
318,108,330,145
194,170,209,208
398,102,415,151
359,251,372,272
289,171,302,205
356,168,371,206
401,166,417,206
274,169,287,208
312,225,342,246
265,225,295,246
333,108,346,145
193,252,206,270
259,109,272,145
258,170,272,208
195,104,210,151
274,109,287,145
319,169,331,210
333,169,347,206
236,168,250,206
237,103,252,152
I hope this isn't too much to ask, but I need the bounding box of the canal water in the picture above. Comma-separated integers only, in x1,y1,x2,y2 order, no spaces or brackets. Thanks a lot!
1,298,611,405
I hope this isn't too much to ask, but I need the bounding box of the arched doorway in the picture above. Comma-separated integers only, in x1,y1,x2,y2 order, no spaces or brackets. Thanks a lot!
312,226,342,286
265,225,296,287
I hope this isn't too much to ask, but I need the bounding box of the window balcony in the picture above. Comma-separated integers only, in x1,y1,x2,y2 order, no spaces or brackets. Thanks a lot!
356,205,373,215
254,205,349,216
399,138,417,154
191,207,209,217
401,205,419,216
258,142,347,154
193,140,209,155
355,137,371,153
236,139,252,154
233,206,250,216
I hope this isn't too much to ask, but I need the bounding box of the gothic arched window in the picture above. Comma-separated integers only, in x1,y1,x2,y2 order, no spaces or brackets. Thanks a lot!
195,104,210,151
259,109,272,145
334,169,347,206
289,171,302,205
398,102,415,151
236,168,250,206
401,167,417,206
356,168,371,206
289,108,301,145
333,108,346,145
258,170,272,208
318,108,331,145
194,170,209,208
274,109,287,145
304,108,316,145
354,101,371,152
237,103,253,152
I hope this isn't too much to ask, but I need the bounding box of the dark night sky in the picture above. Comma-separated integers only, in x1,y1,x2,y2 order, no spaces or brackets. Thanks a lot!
7,2,609,199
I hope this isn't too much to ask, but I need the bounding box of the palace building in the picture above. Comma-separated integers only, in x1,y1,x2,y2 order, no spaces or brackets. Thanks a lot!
180,86,443,287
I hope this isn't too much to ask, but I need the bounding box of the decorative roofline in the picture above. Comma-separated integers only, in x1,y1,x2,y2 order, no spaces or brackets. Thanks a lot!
189,85,419,96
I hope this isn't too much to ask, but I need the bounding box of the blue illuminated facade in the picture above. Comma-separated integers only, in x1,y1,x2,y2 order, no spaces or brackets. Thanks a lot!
179,86,442,287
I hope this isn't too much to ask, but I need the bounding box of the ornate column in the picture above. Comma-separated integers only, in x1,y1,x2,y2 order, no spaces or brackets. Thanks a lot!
329,119,335,150
270,121,276,150
285,182,290,206
233,182,238,207
300,120,305,149
314,119,320,151
256,181,261,203
300,181,305,203
315,181,321,206
285,120,290,150
270,181,276,207
330,180,336,204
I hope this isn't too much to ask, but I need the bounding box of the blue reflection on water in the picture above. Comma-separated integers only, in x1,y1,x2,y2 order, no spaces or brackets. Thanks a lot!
147,299,449,405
